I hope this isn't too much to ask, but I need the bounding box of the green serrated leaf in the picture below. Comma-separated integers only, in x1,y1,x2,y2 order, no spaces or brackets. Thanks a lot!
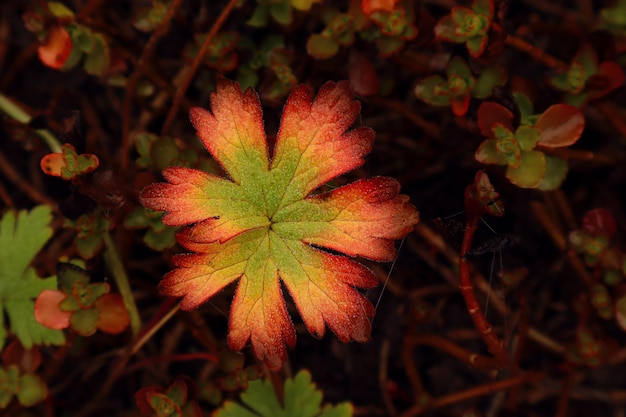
214,370,352,417
0,207,65,348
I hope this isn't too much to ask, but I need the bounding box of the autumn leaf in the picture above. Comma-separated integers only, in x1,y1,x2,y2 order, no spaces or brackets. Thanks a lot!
139,79,418,370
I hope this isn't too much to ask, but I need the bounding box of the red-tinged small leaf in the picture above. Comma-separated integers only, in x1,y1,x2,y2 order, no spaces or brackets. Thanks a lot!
472,0,494,16
450,94,471,116
434,15,465,43
535,104,585,148
582,208,617,237
467,34,488,57
477,102,514,137
348,50,380,96
39,153,67,178
40,143,99,179
34,290,71,330
1,340,42,374
475,138,505,165
37,25,72,69
95,294,130,334
414,75,451,107
141,80,418,370
361,0,397,16
465,170,504,218
595,61,625,95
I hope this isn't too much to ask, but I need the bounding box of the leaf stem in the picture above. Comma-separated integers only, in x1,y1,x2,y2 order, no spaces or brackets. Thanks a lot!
102,231,141,337
505,35,568,72
0,93,62,153
459,215,509,367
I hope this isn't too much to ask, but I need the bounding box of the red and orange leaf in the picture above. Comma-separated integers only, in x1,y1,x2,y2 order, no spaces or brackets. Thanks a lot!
535,104,584,148
477,101,514,138
139,79,419,370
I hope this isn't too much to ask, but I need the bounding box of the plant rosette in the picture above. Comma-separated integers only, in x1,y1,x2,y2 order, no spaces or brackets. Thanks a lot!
569,208,626,285
415,56,506,116
475,101,584,189
25,2,112,75
307,12,355,60
63,210,113,259
548,43,625,108
434,0,495,57
34,263,130,336
135,377,203,417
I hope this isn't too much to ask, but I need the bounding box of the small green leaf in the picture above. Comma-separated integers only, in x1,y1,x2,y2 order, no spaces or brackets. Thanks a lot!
475,138,505,165
513,92,534,124
70,307,100,336
537,156,568,191
16,373,47,407
506,150,546,188
515,126,541,151
447,57,473,79
306,34,339,59
83,33,110,75
247,6,269,27
414,75,450,107
466,34,487,57
473,66,506,99
270,2,292,25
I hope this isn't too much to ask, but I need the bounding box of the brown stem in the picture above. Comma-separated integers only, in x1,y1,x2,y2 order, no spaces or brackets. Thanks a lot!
530,201,595,287
505,35,569,72
459,216,508,367
121,0,183,171
594,101,626,140
399,372,546,417
405,334,502,370
161,0,239,136
365,95,441,138
0,151,57,209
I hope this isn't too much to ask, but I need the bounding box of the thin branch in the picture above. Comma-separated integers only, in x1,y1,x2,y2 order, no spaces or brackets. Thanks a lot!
161,0,239,135
121,0,183,171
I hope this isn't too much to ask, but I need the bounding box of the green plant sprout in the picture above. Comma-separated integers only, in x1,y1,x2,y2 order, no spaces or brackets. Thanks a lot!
434,0,498,58
135,377,203,417
415,56,506,116
34,262,130,336
475,100,584,189
548,43,624,108
24,1,113,75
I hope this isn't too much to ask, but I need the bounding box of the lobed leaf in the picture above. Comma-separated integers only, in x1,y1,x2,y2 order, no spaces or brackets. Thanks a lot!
0,206,65,348
140,80,418,370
